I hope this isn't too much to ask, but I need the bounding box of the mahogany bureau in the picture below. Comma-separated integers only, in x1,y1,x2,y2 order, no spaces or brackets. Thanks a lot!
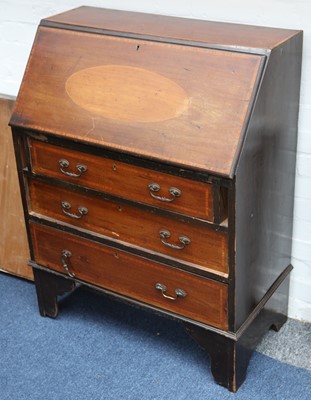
10,7,302,392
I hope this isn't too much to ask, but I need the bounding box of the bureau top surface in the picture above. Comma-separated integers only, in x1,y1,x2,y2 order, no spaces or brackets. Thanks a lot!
44,6,300,51
10,8,299,177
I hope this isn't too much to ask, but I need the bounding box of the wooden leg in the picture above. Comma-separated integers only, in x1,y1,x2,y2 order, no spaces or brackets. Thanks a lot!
184,309,288,392
184,325,246,392
33,268,75,318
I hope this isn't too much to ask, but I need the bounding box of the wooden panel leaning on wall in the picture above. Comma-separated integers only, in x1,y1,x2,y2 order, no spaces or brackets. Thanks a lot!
0,95,32,280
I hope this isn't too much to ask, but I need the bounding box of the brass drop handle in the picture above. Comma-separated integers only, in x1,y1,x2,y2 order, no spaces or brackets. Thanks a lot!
155,283,187,301
61,201,88,219
159,229,191,250
59,159,87,178
148,183,181,203
61,250,75,278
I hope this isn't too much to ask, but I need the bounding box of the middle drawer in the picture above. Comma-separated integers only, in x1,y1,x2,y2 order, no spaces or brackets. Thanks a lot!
28,179,228,276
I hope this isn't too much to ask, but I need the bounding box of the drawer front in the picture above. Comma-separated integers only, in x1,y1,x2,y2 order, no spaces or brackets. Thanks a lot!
30,223,228,330
29,179,228,276
29,140,214,221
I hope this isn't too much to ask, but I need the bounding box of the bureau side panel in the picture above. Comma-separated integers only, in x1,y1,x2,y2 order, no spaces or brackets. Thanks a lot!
234,32,303,329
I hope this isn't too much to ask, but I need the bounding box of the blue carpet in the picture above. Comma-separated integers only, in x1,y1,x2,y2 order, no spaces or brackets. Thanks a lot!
1,272,310,400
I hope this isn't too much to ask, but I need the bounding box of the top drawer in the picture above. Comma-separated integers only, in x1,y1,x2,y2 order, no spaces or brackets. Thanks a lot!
29,139,214,221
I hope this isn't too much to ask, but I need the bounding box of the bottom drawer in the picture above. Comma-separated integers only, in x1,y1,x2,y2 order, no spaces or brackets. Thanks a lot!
30,223,228,330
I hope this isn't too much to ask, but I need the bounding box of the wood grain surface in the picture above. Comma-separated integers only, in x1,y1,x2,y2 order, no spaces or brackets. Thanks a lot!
10,26,263,177
30,139,214,221
0,97,32,280
45,6,300,51
29,179,228,275
65,65,189,123
31,222,228,329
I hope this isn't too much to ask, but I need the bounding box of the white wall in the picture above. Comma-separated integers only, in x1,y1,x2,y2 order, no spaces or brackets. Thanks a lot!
1,0,310,322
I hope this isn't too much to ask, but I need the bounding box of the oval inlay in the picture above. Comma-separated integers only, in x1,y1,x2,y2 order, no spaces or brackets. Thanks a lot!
65,65,189,123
